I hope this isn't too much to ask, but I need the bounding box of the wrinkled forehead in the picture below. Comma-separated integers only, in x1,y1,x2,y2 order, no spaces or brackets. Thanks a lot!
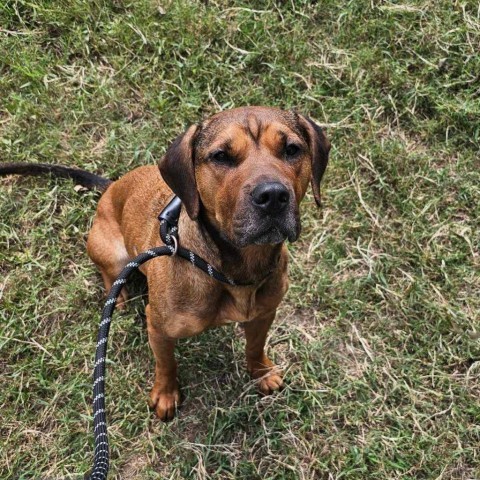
194,107,305,151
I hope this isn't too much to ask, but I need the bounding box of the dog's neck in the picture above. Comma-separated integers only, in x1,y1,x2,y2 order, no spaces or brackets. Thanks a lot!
177,208,284,286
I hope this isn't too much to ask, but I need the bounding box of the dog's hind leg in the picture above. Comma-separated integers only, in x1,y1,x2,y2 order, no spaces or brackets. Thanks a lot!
87,192,130,307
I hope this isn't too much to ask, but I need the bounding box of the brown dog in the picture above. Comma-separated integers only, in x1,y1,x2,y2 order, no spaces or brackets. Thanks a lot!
86,106,330,420
2,106,330,421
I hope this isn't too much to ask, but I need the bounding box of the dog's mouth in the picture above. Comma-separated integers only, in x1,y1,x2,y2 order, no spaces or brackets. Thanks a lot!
251,227,288,245
233,214,300,247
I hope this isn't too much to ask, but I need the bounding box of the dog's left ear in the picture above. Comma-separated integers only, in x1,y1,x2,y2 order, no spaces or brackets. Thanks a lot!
297,114,331,207
158,124,200,219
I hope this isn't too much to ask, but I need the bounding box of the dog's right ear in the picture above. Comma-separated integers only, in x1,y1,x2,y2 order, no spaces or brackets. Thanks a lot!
158,124,200,220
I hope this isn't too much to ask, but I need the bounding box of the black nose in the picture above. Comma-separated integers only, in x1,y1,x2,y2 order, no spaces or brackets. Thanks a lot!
251,182,290,214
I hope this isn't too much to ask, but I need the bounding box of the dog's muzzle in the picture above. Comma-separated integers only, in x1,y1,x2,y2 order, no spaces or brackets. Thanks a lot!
234,181,300,246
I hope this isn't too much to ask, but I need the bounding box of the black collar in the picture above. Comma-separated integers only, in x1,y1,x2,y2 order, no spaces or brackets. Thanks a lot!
158,196,280,287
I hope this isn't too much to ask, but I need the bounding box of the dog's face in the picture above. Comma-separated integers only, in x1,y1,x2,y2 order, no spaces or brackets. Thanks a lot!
159,107,330,247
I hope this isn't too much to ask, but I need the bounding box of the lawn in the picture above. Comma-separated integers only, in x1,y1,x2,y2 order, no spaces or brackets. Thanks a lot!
1,1,479,479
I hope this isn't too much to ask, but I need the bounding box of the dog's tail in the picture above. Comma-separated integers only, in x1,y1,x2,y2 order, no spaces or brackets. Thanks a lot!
0,162,112,191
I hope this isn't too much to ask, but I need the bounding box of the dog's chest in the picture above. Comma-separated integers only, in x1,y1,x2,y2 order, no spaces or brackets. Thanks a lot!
217,289,257,324
214,278,286,325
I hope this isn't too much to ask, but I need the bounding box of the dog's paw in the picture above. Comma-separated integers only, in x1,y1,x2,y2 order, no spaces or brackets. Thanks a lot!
148,383,181,421
247,356,284,395
257,371,284,395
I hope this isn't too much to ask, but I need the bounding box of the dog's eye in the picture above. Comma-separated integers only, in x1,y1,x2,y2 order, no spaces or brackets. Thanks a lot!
211,150,234,165
285,143,301,157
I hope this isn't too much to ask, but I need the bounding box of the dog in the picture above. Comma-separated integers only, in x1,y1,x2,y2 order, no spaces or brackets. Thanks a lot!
0,106,330,420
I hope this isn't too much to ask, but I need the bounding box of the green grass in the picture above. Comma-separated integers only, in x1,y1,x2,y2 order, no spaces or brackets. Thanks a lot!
1,0,479,478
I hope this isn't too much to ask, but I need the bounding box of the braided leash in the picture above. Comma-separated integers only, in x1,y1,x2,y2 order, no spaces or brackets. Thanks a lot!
87,197,243,480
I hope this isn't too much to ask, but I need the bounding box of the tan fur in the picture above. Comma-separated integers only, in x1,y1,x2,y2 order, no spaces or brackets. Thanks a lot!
86,107,330,420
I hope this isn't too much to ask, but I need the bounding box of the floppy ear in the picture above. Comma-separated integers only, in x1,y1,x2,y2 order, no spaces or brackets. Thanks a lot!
297,114,331,207
158,124,200,219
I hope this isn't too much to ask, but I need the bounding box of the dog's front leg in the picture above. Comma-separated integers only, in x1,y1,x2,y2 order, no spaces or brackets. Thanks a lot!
146,304,180,421
244,311,284,395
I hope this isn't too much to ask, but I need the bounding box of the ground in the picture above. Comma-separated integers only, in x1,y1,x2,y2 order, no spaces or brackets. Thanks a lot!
0,1,479,479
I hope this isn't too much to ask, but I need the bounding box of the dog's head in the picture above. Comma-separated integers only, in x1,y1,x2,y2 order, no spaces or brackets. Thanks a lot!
158,107,330,247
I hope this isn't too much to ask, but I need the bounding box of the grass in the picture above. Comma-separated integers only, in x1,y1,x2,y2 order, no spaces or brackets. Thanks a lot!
1,0,479,478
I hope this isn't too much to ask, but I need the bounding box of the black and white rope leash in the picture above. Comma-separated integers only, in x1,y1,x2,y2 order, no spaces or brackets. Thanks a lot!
87,196,244,480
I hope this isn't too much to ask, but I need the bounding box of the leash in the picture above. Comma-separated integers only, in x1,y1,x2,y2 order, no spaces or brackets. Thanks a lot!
87,196,244,480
